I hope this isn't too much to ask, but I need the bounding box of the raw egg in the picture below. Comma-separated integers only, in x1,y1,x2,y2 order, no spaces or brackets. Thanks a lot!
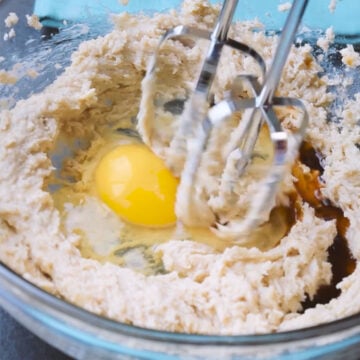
95,143,179,227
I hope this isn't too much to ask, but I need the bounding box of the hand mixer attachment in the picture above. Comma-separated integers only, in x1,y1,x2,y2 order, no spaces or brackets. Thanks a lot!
139,0,309,239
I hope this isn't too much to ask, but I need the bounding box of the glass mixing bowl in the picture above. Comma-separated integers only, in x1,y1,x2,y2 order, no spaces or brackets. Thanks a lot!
2,261,360,360
1,1,360,359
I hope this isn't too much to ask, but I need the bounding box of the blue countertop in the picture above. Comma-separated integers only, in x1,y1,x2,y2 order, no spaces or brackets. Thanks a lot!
0,307,71,360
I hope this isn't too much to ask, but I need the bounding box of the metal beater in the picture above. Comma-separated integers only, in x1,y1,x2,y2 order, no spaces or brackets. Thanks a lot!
142,0,309,236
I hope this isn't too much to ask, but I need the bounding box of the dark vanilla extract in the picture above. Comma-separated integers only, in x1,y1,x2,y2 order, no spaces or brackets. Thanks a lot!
294,142,355,311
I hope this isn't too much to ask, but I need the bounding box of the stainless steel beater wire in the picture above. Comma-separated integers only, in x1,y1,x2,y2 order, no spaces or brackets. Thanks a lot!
225,0,309,169
195,0,238,95
201,0,309,233
257,0,309,110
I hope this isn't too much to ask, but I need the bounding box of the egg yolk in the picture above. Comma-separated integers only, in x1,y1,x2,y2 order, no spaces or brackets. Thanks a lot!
95,144,179,227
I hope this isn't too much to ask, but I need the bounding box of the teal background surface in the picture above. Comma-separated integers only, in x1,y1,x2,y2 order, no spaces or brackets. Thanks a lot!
34,0,359,35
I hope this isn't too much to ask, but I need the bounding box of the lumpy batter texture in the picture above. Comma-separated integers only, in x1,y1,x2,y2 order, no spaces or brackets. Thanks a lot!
1,0,360,335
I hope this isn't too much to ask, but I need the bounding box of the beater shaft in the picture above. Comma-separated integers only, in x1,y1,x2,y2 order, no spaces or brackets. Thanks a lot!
196,0,238,96
258,0,309,107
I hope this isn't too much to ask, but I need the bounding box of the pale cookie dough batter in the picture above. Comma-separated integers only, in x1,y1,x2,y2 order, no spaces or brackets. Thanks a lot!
0,0,360,335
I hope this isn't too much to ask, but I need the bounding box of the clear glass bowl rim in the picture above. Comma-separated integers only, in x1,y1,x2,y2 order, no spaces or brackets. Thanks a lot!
1,260,360,346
